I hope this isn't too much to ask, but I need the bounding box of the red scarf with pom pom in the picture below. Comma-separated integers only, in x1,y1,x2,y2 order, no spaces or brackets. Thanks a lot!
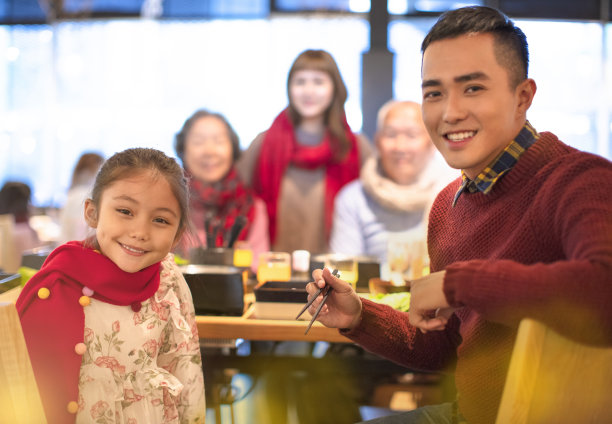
16,241,161,423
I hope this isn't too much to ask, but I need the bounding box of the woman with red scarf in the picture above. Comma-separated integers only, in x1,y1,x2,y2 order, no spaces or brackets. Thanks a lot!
174,109,269,266
238,49,372,255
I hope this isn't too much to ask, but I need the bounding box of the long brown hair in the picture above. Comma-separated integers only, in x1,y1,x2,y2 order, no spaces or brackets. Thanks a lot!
286,49,350,160
69,152,105,189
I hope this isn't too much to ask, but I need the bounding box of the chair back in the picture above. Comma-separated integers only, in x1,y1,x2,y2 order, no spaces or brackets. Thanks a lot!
496,318,612,424
0,301,47,423
0,214,19,272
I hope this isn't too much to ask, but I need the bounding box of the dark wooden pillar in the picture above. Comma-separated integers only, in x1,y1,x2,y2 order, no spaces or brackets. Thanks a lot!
361,0,394,140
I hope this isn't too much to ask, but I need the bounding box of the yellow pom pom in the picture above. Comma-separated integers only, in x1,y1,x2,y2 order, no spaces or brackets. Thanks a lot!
37,287,50,299
79,295,91,307
66,401,79,414
74,342,87,355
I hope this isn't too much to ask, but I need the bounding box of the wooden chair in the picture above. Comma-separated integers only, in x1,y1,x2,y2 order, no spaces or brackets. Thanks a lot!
496,318,612,424
0,301,47,422
0,214,19,273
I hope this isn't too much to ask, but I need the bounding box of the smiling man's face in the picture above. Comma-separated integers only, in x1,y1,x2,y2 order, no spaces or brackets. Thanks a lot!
421,32,533,179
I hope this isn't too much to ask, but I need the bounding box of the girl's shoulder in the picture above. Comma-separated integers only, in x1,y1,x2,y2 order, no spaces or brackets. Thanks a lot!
157,253,195,304
159,253,186,288
160,253,183,274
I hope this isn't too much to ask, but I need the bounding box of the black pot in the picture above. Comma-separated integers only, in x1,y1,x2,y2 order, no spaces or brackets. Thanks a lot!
21,247,52,270
189,247,234,266
180,264,244,316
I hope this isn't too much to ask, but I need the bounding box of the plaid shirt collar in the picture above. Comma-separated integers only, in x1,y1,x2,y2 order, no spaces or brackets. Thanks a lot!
452,121,539,207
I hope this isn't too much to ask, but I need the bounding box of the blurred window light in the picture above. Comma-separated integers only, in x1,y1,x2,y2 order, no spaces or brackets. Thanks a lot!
19,134,37,156
0,0,269,22
0,16,368,206
388,0,409,15
141,0,163,19
163,0,268,18
0,13,610,207
414,0,483,13
62,0,142,15
0,134,9,155
276,0,354,12
5,46,19,61
39,29,53,42
349,0,370,13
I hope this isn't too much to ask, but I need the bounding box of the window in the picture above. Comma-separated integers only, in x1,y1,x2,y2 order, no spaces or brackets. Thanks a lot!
0,16,368,206
1,13,611,207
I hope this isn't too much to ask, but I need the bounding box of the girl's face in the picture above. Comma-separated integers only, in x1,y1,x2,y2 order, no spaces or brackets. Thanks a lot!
289,69,334,123
84,169,181,273
184,116,233,184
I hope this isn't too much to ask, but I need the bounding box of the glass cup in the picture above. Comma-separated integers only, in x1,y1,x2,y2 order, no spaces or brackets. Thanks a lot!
324,254,358,290
387,233,428,286
257,251,291,284
233,248,253,268
291,250,311,280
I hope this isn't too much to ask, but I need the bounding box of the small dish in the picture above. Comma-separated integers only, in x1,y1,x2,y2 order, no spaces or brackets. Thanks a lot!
368,277,410,295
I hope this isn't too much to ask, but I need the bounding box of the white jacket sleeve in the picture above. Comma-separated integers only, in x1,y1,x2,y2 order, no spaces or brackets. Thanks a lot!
329,183,365,256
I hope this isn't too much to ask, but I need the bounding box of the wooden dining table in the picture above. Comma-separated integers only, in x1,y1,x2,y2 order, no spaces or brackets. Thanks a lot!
196,302,350,343
0,285,350,343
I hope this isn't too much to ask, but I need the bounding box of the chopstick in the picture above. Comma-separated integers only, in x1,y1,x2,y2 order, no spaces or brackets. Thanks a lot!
296,269,340,335
295,268,338,320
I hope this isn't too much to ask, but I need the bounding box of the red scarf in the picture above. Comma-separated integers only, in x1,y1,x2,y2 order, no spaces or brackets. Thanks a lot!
253,109,360,244
188,167,255,247
16,241,161,423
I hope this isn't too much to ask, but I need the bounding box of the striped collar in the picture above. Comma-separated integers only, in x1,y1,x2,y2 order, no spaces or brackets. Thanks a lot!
452,121,539,206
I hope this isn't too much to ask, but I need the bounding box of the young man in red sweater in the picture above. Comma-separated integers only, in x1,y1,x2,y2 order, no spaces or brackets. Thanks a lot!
306,6,612,424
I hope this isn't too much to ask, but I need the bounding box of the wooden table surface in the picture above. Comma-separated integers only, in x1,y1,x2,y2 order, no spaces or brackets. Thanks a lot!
196,304,350,343
0,286,350,343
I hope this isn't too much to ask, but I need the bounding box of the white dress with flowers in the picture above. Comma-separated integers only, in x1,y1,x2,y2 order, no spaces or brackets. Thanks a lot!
76,254,205,424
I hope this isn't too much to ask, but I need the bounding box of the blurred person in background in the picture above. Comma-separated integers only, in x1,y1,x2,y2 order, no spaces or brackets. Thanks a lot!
237,51,370,422
174,109,269,266
0,181,41,255
59,152,105,243
330,100,457,265
238,49,372,255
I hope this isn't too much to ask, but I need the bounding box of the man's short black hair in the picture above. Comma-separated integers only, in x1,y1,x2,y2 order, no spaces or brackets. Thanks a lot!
422,6,529,88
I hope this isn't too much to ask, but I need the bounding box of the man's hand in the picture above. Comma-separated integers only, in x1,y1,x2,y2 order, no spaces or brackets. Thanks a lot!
305,267,363,330
409,270,456,332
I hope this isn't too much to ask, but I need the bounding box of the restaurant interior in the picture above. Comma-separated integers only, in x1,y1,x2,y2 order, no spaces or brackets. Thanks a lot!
1,0,611,423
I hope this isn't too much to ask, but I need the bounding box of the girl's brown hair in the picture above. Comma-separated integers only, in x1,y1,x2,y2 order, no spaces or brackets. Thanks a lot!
286,49,350,160
69,152,105,189
88,148,190,241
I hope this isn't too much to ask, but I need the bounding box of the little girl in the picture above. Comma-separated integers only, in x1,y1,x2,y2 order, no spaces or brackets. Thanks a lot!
17,148,206,423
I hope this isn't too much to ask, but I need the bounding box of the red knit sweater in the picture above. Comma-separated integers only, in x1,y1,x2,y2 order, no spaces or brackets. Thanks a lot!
343,132,612,424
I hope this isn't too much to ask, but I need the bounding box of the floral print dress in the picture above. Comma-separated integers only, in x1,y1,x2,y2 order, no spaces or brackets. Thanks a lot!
76,254,205,423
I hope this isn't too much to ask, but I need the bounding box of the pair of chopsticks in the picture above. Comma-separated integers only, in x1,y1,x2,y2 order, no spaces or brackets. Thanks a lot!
296,269,340,335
